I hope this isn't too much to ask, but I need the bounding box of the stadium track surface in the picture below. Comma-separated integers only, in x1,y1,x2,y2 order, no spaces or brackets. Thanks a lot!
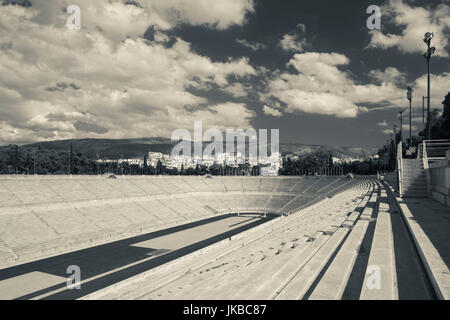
0,213,274,299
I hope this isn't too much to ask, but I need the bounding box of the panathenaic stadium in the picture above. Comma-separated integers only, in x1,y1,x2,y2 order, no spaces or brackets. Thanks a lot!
0,175,448,300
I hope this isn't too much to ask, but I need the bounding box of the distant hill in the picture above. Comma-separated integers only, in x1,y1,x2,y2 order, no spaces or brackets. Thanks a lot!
20,138,377,160
23,138,176,159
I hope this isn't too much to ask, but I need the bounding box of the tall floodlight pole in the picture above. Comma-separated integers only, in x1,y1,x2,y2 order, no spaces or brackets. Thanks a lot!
407,86,413,146
393,124,398,145
423,32,436,140
422,96,426,124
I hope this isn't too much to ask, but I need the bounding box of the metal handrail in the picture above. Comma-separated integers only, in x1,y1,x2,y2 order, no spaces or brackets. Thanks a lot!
420,139,450,161
422,141,431,199
397,141,403,196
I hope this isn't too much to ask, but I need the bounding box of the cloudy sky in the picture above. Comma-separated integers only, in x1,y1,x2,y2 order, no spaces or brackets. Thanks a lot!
0,0,449,148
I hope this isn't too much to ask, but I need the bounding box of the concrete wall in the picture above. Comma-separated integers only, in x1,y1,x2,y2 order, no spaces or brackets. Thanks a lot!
429,151,450,206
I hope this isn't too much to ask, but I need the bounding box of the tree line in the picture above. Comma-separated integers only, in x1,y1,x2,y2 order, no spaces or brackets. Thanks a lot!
278,150,380,176
377,91,450,166
0,144,379,176
0,144,261,176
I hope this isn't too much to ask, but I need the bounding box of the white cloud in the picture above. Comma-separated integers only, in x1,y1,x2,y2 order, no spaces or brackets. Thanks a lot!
2,1,448,146
150,0,255,30
220,83,250,98
377,120,389,127
349,83,403,107
369,67,406,85
261,51,445,118
263,105,282,117
236,38,266,51
412,72,450,111
0,2,256,145
29,0,255,36
367,0,450,57
264,53,373,118
279,23,309,52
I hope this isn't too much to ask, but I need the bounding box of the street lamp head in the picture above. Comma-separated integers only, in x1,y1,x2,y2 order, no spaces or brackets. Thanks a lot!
424,47,436,59
407,86,413,100
423,32,434,43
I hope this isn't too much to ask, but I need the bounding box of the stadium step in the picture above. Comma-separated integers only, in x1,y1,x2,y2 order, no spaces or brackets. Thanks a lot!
231,198,368,300
167,197,358,300
1,177,381,299
87,180,374,300
275,183,379,300
402,158,428,199
306,186,378,299
274,228,351,299
92,203,319,299
403,187,427,193
96,179,432,300
187,191,369,299
358,187,396,300
305,183,432,300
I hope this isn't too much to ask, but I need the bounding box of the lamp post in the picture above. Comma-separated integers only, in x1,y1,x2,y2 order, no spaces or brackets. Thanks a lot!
422,96,428,124
407,86,413,146
393,124,398,144
423,32,436,140
398,111,404,143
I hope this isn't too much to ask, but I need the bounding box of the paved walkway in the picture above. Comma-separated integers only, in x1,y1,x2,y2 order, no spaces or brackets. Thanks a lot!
395,193,450,299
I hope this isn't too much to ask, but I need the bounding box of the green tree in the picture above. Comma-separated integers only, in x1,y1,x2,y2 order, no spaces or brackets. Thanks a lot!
156,160,164,175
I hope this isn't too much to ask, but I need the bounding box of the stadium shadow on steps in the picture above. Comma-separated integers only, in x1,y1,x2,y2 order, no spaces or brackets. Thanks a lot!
385,188,434,300
303,186,434,300
301,217,354,300
300,196,375,299
396,198,450,271
0,213,276,300
341,189,380,300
